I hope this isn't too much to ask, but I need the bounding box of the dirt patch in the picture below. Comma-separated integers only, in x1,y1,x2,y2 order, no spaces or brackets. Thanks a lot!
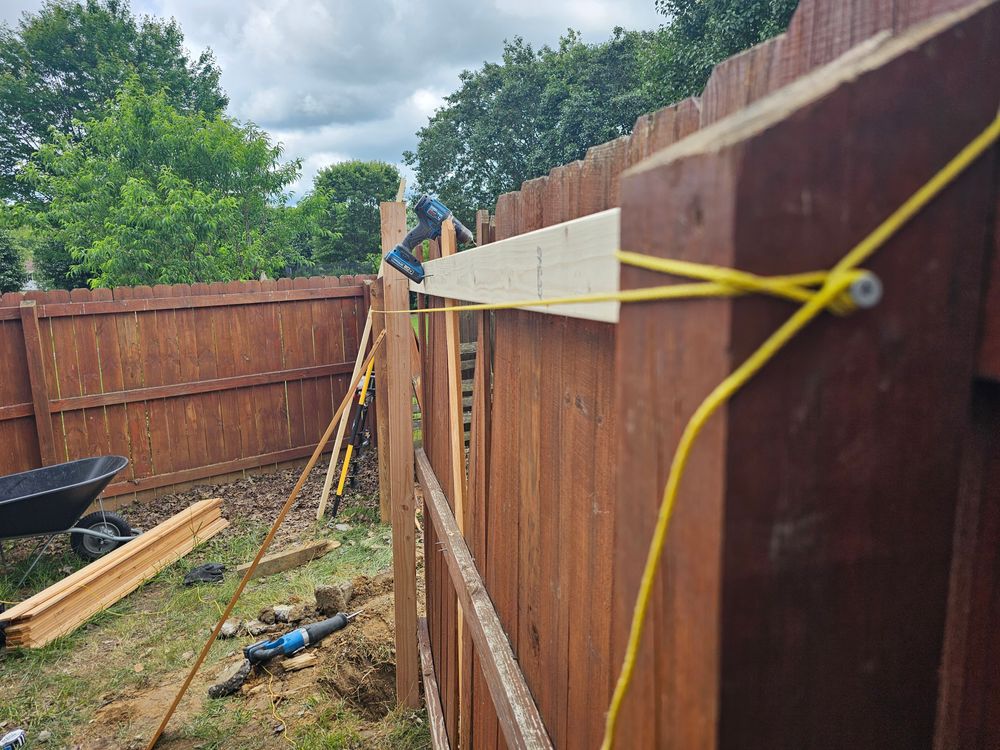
86,680,208,750
69,571,398,748
238,572,397,721
119,448,381,548
315,572,396,720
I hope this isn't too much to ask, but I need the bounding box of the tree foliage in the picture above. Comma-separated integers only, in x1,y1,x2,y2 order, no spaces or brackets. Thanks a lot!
0,0,227,202
404,29,657,225
649,0,799,101
405,3,799,220
311,160,401,273
0,230,27,293
20,80,300,288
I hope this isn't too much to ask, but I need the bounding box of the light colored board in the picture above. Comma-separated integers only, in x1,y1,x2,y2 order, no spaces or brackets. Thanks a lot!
12,518,229,647
282,651,318,671
370,280,391,523
410,208,621,323
235,539,339,579
3,504,227,648
1,498,223,621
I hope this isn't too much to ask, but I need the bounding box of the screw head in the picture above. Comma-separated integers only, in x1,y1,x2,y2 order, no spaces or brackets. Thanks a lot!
849,272,882,309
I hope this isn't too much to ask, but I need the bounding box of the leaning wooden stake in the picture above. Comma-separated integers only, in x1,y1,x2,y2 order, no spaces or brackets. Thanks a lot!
317,309,374,519
146,332,386,749
380,200,420,708
440,218,470,735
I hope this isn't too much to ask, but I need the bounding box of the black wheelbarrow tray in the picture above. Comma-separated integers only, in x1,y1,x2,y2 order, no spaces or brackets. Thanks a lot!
0,456,138,586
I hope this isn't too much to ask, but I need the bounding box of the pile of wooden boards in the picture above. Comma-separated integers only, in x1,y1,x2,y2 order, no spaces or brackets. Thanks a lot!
0,498,227,649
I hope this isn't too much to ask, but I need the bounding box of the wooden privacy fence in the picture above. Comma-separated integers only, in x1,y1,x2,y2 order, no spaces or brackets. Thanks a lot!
378,0,1000,748
0,276,372,500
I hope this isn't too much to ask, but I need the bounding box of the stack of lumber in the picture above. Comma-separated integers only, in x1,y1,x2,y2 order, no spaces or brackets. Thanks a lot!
0,498,227,649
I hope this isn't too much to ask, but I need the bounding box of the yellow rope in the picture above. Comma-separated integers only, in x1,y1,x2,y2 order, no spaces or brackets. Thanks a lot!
600,110,1000,748
380,112,999,747
378,261,862,316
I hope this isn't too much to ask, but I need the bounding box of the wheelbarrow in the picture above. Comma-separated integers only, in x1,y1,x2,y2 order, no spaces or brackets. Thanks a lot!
0,456,137,588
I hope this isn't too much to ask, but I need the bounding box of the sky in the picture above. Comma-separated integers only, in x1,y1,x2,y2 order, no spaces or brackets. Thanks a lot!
0,0,666,199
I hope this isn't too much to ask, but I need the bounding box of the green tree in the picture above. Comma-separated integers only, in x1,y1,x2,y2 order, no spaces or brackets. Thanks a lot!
272,190,347,277
404,29,657,224
405,6,800,219
0,230,27,293
20,80,300,288
0,0,227,201
648,0,799,102
311,160,401,273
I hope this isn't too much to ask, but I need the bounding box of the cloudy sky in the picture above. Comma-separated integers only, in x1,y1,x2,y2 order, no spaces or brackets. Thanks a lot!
1,0,665,198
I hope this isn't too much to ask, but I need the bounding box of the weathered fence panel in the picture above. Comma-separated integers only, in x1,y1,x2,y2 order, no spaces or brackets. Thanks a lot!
0,276,371,500
417,0,1000,747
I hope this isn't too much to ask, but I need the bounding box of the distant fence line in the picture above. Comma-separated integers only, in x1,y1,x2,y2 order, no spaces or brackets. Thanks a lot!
0,275,372,499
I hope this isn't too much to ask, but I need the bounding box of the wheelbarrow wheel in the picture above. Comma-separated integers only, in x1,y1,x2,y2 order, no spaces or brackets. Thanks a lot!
70,511,133,561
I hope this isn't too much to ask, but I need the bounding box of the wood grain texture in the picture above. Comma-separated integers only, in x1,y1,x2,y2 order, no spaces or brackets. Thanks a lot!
438,219,470,747
234,539,338,579
416,448,553,750
19,301,58,465
414,0,997,746
411,209,621,322
934,382,1000,749
613,4,999,747
418,617,453,750
1,498,227,647
370,280,392,523
0,277,371,500
381,201,420,709
976,189,1000,380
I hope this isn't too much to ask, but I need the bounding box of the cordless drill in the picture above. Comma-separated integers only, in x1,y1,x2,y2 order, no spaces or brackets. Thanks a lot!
384,195,475,283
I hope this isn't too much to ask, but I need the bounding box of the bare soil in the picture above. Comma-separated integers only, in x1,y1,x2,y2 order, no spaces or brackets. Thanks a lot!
118,449,382,548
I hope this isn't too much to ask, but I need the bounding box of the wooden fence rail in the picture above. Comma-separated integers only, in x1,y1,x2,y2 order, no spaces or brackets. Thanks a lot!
409,0,1000,748
0,275,372,500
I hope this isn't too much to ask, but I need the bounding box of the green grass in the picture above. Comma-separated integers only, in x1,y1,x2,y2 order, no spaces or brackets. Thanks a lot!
0,514,425,749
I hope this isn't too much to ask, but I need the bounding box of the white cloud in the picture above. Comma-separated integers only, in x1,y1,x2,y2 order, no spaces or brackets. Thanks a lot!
3,0,665,199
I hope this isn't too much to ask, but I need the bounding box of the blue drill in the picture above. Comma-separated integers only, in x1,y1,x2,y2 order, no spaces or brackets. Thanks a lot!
384,195,475,283
243,611,360,665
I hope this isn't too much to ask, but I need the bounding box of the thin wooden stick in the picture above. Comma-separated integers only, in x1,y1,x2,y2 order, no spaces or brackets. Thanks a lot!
317,309,374,519
146,331,386,749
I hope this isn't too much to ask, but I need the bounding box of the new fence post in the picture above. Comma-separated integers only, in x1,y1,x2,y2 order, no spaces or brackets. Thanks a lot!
380,200,420,708
20,300,58,466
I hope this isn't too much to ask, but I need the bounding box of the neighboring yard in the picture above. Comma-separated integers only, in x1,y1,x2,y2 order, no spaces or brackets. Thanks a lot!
0,455,430,750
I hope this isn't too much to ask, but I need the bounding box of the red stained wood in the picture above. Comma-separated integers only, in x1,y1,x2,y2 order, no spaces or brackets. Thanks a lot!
612,5,999,747
0,285,364,321
0,276,371,499
419,617,453,750
417,448,554,750
19,302,58,465
934,382,1000,749
976,194,1000,380
44,359,353,412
